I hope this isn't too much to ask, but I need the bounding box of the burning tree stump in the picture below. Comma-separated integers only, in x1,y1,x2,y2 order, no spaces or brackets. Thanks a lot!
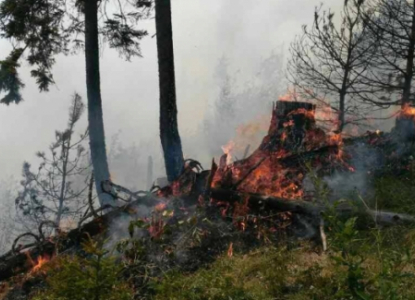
394,104,415,141
212,100,345,199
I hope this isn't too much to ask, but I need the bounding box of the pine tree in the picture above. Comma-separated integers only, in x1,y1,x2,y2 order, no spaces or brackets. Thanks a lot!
155,0,184,182
0,0,149,205
288,1,377,132
360,0,415,108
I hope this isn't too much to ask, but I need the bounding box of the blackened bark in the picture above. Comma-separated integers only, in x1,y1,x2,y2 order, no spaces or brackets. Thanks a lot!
155,0,184,182
146,155,153,190
402,3,415,106
84,0,113,206
339,91,346,132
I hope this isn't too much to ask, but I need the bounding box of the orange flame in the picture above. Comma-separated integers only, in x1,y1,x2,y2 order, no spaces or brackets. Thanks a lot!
401,103,415,118
154,202,167,212
227,242,233,258
25,252,51,274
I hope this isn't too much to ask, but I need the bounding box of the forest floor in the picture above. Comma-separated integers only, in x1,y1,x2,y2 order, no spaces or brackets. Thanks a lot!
150,170,415,300
9,166,413,300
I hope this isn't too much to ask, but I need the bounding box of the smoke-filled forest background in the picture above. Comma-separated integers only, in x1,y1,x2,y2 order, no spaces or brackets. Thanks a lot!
0,0,399,254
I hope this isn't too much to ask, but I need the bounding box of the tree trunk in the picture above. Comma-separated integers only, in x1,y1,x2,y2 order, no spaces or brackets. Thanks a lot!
84,0,113,207
402,2,415,107
56,138,70,227
155,0,184,182
338,91,346,132
146,155,153,190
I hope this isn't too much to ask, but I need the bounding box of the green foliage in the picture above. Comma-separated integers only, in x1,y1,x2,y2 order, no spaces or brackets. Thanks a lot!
151,247,290,300
373,173,415,215
0,0,150,104
151,168,415,300
0,48,24,104
31,235,133,300
151,223,415,300
15,93,90,228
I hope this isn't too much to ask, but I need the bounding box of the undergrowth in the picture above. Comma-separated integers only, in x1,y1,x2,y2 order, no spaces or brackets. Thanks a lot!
152,169,415,299
28,169,415,300
30,234,133,300
151,223,415,300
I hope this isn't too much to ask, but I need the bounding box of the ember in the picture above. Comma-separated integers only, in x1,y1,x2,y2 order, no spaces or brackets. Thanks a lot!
401,103,415,118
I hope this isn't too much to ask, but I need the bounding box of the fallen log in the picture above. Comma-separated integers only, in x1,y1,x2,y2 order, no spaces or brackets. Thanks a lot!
2,181,413,283
0,192,160,283
209,188,415,226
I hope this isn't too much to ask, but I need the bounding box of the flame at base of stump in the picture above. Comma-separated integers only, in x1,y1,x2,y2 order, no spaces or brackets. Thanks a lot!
212,100,348,199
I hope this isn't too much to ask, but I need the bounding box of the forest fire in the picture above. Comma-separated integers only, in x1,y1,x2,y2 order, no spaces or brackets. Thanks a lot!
25,252,51,275
395,103,415,139
401,103,415,118
212,100,351,199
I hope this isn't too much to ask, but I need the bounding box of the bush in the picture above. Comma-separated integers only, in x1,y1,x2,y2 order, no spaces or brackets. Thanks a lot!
31,235,133,300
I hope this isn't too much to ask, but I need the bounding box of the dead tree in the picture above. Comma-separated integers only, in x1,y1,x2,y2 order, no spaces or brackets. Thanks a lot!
288,1,377,132
360,0,415,108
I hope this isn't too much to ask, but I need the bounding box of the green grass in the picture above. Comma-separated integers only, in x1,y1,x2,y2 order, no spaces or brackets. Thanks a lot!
29,171,415,300
373,174,415,215
151,225,415,300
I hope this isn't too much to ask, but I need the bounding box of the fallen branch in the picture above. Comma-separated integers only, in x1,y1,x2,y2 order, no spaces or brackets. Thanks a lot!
209,188,415,226
0,189,159,283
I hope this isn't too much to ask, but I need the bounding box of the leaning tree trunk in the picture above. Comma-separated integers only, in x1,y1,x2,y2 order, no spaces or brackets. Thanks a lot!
155,0,185,182
84,0,113,206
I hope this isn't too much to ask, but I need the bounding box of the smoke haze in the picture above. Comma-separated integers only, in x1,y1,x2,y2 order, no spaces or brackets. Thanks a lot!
0,0,351,187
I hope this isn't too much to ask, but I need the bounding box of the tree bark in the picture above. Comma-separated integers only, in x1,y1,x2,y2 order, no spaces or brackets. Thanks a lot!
84,0,113,206
146,155,153,190
155,0,184,182
56,136,69,227
338,91,346,132
402,2,415,106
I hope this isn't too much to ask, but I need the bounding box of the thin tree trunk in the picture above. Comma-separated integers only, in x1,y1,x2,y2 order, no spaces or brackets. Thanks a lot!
155,0,184,182
146,155,153,190
338,92,346,132
84,0,113,207
402,2,415,107
56,137,70,227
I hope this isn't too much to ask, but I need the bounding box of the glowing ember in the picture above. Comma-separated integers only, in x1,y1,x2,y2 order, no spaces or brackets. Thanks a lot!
227,242,233,258
154,202,167,212
401,103,415,118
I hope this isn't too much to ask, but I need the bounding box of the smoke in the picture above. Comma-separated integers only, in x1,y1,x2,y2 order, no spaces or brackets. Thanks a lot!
105,203,154,252
321,142,384,203
0,177,21,254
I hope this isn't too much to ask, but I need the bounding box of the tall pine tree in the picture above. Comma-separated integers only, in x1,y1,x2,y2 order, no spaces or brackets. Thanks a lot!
0,0,149,206
155,0,184,182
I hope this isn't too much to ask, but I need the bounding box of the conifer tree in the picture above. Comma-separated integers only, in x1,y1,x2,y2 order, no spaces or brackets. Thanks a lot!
0,0,149,205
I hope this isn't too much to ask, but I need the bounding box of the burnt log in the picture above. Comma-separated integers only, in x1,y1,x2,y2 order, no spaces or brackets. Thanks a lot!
209,188,415,226
0,193,159,283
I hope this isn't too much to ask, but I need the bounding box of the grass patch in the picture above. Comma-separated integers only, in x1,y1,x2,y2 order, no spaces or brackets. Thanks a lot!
151,224,415,300
373,174,415,215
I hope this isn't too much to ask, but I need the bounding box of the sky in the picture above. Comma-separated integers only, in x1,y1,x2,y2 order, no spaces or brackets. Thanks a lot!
0,0,352,185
